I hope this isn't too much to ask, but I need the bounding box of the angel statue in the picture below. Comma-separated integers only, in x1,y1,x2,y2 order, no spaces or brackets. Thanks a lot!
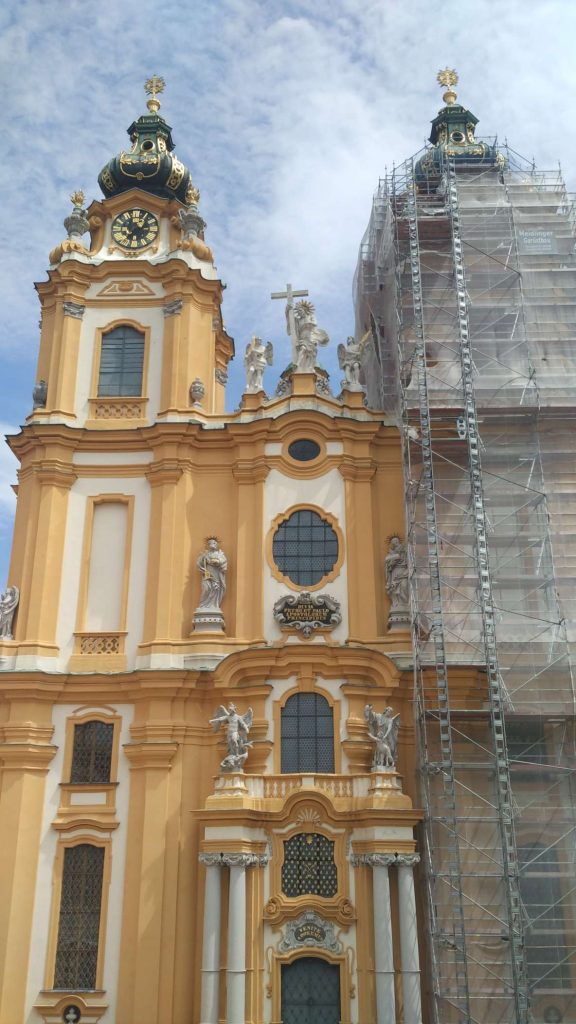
292,300,329,373
0,585,19,640
364,704,400,771
210,702,254,771
337,336,363,390
244,335,273,393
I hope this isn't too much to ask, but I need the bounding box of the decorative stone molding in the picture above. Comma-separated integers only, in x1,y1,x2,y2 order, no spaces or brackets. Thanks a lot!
199,851,267,868
63,301,86,319
351,852,397,868
215,367,228,385
278,911,342,954
163,299,183,317
78,632,121,655
395,853,421,867
91,398,146,420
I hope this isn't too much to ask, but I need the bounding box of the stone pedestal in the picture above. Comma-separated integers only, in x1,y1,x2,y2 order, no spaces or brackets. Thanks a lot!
387,607,411,630
191,607,225,633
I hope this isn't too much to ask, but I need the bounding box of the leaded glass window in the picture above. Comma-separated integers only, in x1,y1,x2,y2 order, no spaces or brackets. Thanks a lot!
54,844,105,990
281,692,334,773
282,832,337,898
272,509,339,586
70,721,114,784
97,325,145,397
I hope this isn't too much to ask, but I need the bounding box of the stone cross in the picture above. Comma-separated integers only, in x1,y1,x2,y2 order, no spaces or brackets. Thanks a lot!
271,282,308,364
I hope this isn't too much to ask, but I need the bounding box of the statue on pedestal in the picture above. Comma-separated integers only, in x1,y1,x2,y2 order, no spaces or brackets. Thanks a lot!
337,336,363,390
0,586,19,640
244,335,273,392
385,536,410,629
292,300,329,372
192,538,228,633
364,704,400,770
210,703,254,771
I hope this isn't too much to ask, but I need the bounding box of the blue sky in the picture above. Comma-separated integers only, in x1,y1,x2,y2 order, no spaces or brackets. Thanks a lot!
1,0,575,586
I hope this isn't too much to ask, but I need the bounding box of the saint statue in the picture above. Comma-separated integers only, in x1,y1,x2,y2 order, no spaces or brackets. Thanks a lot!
244,335,273,392
196,538,228,609
364,704,400,770
0,586,19,640
337,336,363,389
210,703,254,771
291,300,329,372
385,536,409,612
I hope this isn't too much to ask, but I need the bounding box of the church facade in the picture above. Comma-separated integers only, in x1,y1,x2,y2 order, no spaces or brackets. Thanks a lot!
0,80,430,1024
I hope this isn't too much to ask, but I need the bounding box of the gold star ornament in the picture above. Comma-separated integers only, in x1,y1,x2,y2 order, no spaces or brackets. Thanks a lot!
437,68,458,105
144,75,166,113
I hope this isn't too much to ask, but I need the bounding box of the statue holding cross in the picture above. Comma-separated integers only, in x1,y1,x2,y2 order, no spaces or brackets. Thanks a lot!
271,283,330,372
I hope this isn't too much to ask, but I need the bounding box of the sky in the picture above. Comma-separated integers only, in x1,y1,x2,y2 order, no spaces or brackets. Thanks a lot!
1,0,575,586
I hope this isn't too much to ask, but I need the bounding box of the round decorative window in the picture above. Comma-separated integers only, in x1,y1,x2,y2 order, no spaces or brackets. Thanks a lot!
272,508,339,587
287,438,321,462
451,130,465,143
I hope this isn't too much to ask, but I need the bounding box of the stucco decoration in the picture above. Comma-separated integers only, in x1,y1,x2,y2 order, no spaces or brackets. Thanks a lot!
210,703,253,772
189,377,205,406
385,535,410,629
244,335,273,393
364,704,400,771
278,911,342,954
273,591,342,638
338,336,363,391
0,586,19,640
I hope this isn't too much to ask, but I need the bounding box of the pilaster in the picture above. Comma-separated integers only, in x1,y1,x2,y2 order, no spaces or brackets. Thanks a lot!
116,710,179,1024
140,455,185,647
0,713,57,1024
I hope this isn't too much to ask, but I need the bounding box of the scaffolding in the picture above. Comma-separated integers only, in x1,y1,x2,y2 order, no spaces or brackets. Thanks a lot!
355,145,576,1023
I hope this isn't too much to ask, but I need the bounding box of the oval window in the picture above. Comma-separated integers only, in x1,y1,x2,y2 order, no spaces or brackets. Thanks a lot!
451,130,464,143
272,509,339,587
288,439,321,462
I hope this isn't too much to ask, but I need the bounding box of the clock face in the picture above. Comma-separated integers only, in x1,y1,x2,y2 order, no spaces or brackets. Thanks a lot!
111,209,159,250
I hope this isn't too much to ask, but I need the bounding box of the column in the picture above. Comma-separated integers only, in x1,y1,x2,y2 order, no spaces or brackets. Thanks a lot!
198,855,223,1024
223,853,258,1024
371,854,396,1024
396,854,422,1024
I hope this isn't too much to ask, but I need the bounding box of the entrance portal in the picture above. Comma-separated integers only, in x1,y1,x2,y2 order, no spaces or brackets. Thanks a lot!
281,956,340,1024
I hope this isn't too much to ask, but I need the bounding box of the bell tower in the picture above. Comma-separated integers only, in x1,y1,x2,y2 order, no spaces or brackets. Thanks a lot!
0,80,425,1024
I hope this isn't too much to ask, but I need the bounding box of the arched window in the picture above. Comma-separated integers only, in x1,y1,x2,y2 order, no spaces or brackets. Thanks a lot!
97,325,145,397
53,844,105,990
282,832,337,897
281,692,334,773
70,720,114,784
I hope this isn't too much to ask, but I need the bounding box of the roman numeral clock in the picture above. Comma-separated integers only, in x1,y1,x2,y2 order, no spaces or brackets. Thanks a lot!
111,208,159,250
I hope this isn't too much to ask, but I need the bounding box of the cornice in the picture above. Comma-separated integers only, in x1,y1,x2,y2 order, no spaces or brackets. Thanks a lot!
123,740,179,770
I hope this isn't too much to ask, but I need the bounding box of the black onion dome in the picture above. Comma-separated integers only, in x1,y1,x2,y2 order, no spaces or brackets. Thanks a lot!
98,89,193,203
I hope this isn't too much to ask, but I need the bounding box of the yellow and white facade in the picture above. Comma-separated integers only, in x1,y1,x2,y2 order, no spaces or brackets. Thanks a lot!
0,88,431,1024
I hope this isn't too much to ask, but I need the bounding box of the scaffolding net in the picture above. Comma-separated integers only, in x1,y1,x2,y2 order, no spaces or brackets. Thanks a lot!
355,146,576,1024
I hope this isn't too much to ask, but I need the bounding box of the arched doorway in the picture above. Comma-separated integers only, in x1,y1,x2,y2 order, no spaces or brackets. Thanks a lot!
281,955,340,1023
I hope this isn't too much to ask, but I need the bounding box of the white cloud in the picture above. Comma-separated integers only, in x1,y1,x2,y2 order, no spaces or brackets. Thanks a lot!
1,0,575,563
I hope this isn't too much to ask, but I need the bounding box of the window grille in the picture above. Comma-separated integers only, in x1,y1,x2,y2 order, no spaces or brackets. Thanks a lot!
272,509,338,586
281,692,335,773
97,325,145,397
54,844,105,990
70,721,114,784
282,832,337,898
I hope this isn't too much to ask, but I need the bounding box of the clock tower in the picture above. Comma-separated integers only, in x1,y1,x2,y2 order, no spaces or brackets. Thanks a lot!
0,81,426,1024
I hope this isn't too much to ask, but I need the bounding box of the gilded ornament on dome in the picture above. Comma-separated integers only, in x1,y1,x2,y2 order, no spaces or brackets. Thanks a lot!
166,157,185,189
144,75,165,112
185,183,201,206
436,68,458,88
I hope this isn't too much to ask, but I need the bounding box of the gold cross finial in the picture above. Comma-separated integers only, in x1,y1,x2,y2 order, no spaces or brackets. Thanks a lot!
144,75,165,113
437,67,458,105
